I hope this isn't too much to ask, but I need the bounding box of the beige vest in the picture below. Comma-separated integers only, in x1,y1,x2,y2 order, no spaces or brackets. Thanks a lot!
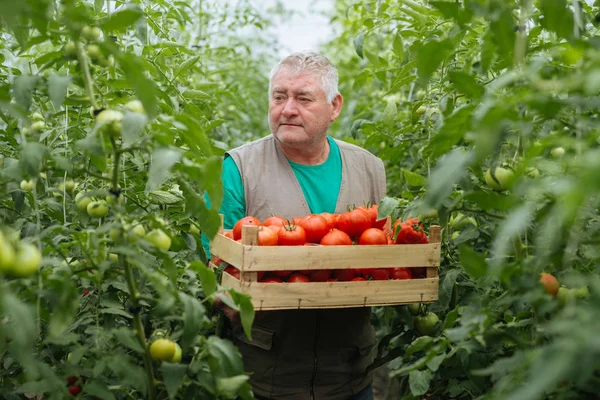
227,135,386,221
225,134,387,400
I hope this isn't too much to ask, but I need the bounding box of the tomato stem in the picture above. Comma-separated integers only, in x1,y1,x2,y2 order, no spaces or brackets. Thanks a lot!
75,41,98,110
121,256,157,400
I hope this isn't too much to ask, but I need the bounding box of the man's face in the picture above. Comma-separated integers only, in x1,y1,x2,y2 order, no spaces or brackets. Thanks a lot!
268,68,342,148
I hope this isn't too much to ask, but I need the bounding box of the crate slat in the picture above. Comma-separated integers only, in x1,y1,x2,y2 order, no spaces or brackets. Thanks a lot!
221,272,438,310
212,237,440,272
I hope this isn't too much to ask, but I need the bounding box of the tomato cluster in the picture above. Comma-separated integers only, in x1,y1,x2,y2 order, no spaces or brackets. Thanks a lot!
216,205,431,283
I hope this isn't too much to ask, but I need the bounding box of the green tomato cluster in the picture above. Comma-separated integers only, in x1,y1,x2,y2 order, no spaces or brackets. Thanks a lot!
96,109,123,137
149,338,182,363
0,231,42,278
75,192,110,218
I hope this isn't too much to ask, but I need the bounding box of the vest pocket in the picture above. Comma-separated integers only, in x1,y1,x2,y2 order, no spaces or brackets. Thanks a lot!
233,324,274,350
233,324,276,393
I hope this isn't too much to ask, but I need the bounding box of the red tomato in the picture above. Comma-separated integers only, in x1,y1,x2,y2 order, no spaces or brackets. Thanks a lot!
273,270,293,278
309,269,332,282
394,218,429,244
260,276,283,283
320,228,353,245
358,205,377,225
298,214,329,243
320,213,338,230
263,216,286,228
277,223,307,246
212,256,223,267
390,267,412,280
292,216,304,225
265,225,281,233
224,231,234,239
357,228,388,245
333,268,355,281
66,376,78,386
363,268,390,280
337,209,371,238
224,266,240,280
327,278,337,282
68,385,82,396
351,277,367,281
288,272,310,283
233,216,262,240
257,226,278,246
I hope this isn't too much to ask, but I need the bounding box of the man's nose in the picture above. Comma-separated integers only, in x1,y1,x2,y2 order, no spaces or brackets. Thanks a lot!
281,98,298,117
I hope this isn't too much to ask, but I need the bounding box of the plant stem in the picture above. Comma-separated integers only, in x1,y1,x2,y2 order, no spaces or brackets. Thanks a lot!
514,0,533,68
122,256,157,400
75,41,99,110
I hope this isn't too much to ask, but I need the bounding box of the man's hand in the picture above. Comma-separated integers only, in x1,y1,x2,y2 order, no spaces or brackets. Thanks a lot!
213,293,241,326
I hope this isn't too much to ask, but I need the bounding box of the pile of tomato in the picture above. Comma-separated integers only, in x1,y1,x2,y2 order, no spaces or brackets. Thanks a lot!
215,205,431,283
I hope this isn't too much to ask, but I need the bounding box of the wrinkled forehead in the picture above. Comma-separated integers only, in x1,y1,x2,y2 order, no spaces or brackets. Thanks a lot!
270,68,325,94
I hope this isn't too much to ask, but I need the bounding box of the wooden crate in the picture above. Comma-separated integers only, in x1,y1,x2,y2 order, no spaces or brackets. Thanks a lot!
210,223,441,311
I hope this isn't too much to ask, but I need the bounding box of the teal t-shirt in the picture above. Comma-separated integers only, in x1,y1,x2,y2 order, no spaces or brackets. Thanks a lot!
202,136,342,257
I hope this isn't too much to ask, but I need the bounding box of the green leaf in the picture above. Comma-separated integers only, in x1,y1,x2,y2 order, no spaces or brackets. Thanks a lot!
207,336,244,376
20,142,47,177
426,105,474,158
448,71,483,100
100,307,133,319
490,204,534,273
490,8,515,67
417,39,454,86
146,148,182,192
113,327,144,354
540,0,574,39
102,6,144,33
392,33,404,59
121,111,147,146
180,293,206,351
425,148,472,209
464,191,518,211
191,261,217,297
405,336,434,356
354,32,365,58
409,369,433,396
216,375,249,399
179,180,222,240
378,196,400,219
47,74,71,109
403,169,424,187
426,353,446,372
147,190,182,205
161,363,188,399
458,245,487,279
83,380,116,400
174,55,201,81
13,75,39,111
230,290,255,340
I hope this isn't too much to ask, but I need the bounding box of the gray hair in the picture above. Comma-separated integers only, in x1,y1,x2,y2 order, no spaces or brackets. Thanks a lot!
268,51,339,104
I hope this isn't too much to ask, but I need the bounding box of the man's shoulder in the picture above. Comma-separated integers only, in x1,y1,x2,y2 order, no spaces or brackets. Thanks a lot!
227,135,274,155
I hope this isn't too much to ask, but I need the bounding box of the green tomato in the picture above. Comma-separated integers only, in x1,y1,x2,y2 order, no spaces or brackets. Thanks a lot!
572,286,589,299
145,229,171,251
171,343,182,363
82,26,102,42
551,147,565,157
451,231,461,241
31,121,46,132
526,167,540,179
10,243,42,277
414,312,439,336
0,232,16,274
557,286,576,306
125,100,145,114
75,192,92,212
189,224,200,236
86,44,102,62
407,303,422,316
108,253,119,263
59,179,77,193
31,112,44,121
87,200,109,218
149,338,176,362
449,213,477,230
64,41,78,59
132,223,146,238
20,179,35,191
96,109,123,137
485,167,514,191
106,193,124,205
416,105,427,115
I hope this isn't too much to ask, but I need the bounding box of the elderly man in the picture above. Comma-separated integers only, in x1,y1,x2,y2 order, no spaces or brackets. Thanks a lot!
207,52,386,400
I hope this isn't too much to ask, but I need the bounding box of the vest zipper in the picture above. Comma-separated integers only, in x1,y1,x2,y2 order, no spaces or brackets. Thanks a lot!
310,311,321,400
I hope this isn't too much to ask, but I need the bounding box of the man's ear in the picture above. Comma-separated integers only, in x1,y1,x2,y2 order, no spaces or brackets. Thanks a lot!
330,93,343,122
